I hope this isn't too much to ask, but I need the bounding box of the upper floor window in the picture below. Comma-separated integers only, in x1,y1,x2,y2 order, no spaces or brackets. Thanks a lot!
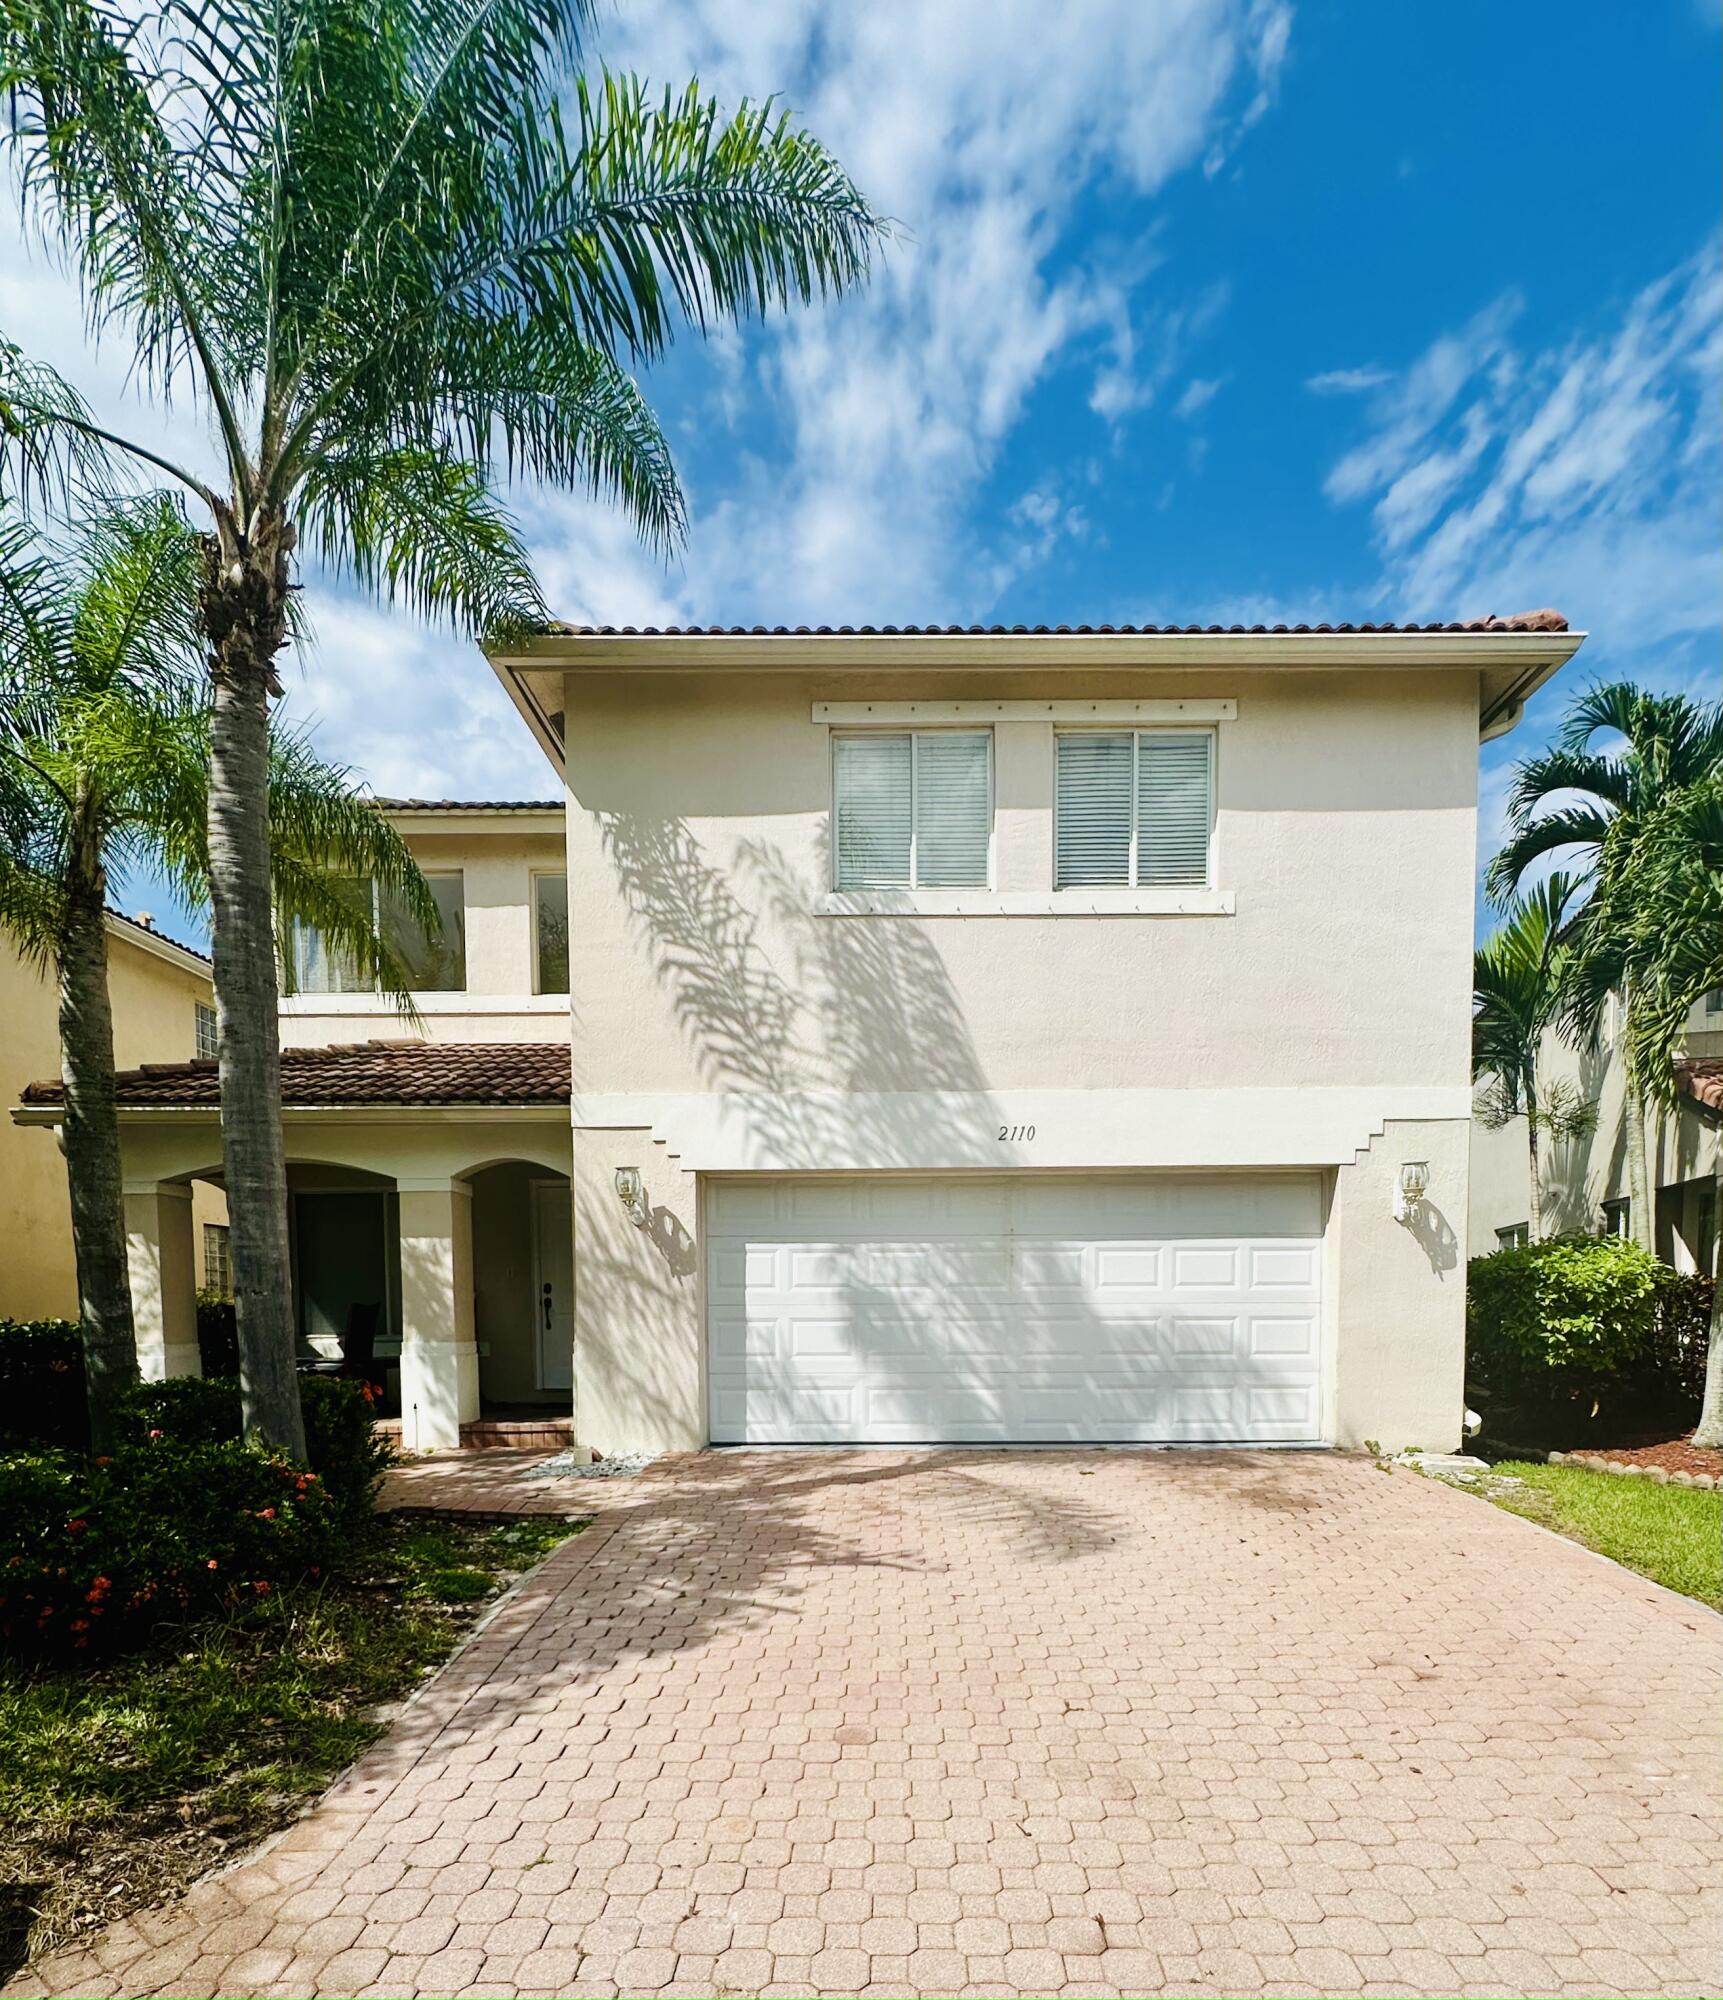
832,730,991,890
1495,1223,1529,1251
289,873,466,994
195,1001,218,1060
1601,1196,1631,1239
535,872,569,994
1055,729,1214,890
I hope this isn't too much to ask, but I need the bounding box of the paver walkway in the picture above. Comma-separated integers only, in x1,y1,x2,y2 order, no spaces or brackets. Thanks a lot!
11,1450,1721,1998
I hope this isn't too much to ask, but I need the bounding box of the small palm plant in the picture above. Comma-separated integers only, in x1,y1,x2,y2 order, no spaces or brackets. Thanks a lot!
1488,682,1723,1249
0,0,883,1451
1472,873,1596,1243
0,494,435,1450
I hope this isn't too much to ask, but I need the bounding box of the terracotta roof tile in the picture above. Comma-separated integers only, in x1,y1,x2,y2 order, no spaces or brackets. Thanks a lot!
372,798,562,812
105,907,211,963
21,1041,569,1109
537,611,1569,638
1675,1056,1723,1115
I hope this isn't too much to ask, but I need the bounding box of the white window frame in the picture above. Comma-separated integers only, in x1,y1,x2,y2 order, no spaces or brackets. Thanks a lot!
829,727,995,894
1053,725,1217,893
195,1000,218,1061
1600,1197,1631,1239
1495,1223,1530,1251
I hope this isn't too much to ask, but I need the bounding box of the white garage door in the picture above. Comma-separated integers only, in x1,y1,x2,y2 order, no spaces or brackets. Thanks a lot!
706,1175,1325,1445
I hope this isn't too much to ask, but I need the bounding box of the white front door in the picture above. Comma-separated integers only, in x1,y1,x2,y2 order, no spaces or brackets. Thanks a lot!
531,1180,574,1392
706,1174,1325,1444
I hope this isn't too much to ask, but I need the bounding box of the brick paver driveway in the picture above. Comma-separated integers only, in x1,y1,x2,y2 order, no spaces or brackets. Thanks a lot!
13,1450,1721,1999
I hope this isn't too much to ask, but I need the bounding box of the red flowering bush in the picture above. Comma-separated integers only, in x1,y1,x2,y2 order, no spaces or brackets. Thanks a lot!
0,1440,340,1660
117,1374,392,1526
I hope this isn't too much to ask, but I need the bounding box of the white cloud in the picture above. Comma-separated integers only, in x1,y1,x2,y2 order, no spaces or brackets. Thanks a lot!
1304,365,1392,396
1317,243,1722,642
1173,374,1227,420
540,0,1285,623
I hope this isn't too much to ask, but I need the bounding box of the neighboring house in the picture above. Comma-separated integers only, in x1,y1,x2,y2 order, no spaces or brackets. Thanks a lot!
1469,993,1721,1271
0,912,229,1320
14,613,1588,1455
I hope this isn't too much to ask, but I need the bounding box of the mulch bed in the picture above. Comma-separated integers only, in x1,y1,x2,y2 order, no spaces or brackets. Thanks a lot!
1561,1433,1723,1479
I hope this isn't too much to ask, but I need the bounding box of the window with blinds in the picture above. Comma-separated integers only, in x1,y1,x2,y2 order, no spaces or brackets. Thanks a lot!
833,731,992,890
1055,729,1214,889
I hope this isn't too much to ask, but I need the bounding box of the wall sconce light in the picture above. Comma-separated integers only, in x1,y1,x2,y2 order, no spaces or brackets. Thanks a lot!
614,1166,649,1229
1393,1160,1430,1225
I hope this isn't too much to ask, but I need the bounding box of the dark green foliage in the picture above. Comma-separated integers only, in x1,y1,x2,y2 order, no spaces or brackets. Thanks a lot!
1467,1237,1715,1437
0,1322,86,1452
0,1441,339,1658
115,1375,391,1524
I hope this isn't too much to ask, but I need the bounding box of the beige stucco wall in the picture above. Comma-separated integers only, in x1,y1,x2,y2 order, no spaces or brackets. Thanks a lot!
2,926,228,1321
561,663,1484,1454
279,824,571,1047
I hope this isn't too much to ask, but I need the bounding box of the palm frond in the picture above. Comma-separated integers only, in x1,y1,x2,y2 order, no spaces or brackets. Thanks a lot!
1484,805,1613,905
297,443,544,635
69,493,205,687
0,0,253,481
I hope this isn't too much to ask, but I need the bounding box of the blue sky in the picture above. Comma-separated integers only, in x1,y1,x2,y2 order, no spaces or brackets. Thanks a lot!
2,0,1717,944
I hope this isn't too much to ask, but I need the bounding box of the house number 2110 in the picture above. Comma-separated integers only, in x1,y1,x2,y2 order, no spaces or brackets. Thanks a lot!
998,1123,1036,1142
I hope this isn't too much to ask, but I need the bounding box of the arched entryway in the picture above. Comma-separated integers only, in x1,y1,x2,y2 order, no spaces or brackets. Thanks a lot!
465,1162,572,1422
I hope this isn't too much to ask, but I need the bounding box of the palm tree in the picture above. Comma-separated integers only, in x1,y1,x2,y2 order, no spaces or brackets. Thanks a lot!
1472,873,1594,1243
1557,771,1723,1444
0,0,884,1449
0,493,436,1453
1488,682,1723,1250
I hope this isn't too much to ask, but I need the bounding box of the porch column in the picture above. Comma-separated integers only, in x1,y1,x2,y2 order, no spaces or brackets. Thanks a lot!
123,1181,201,1380
397,1178,479,1450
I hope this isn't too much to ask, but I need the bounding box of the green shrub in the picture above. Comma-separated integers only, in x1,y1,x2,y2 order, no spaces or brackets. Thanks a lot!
0,1440,339,1659
1466,1237,1713,1442
116,1374,391,1524
0,1321,86,1452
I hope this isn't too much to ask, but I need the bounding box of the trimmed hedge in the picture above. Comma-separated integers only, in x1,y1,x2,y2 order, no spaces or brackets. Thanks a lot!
1467,1235,1717,1435
0,1320,86,1452
0,1439,339,1658
117,1375,392,1526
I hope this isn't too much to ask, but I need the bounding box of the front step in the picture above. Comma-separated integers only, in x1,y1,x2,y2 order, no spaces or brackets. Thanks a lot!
375,1416,577,1451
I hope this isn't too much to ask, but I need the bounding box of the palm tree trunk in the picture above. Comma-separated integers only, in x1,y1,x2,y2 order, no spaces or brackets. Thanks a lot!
1622,1081,1654,1253
58,829,139,1453
201,525,306,1459
1524,1071,1545,1244
1693,1277,1723,1449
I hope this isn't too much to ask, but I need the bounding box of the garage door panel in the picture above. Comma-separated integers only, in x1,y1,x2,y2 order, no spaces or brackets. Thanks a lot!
706,1176,1324,1444
1248,1313,1320,1358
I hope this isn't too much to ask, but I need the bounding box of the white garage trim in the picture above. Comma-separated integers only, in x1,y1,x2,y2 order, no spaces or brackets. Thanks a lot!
705,1173,1326,1446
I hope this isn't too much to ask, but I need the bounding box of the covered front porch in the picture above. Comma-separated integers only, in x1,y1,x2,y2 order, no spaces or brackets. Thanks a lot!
20,1042,575,1450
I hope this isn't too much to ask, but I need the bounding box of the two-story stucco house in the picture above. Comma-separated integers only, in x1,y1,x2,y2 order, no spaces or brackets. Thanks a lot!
14,613,1586,1456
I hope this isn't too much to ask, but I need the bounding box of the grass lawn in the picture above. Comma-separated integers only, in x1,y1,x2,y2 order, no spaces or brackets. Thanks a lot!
1479,1461,1722,1608
0,1511,582,1972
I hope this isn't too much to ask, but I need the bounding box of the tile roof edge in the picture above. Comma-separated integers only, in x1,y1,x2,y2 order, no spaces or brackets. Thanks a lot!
528,611,1570,638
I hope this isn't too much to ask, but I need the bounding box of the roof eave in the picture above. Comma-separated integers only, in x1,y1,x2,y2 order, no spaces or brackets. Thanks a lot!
11,1100,568,1126
486,626,1589,774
